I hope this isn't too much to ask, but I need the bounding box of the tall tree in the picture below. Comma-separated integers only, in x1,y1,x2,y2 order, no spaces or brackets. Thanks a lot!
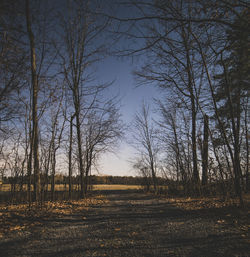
111,0,249,198
25,0,40,201
129,1,204,194
59,0,110,197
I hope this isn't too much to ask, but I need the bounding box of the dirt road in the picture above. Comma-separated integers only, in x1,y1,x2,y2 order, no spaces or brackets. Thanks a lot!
1,191,249,256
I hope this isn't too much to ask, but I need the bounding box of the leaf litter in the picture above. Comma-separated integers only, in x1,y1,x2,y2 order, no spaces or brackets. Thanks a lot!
0,195,108,238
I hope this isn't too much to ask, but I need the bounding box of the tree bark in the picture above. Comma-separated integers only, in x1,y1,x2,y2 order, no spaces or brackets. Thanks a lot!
245,100,249,192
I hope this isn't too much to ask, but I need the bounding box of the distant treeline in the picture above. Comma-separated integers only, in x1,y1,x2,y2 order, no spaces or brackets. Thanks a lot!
2,175,169,186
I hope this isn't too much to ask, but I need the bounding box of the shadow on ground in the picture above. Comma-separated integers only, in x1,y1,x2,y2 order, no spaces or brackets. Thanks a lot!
1,190,249,257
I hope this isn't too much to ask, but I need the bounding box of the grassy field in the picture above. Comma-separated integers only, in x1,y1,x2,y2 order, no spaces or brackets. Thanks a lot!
0,184,141,192
92,184,141,190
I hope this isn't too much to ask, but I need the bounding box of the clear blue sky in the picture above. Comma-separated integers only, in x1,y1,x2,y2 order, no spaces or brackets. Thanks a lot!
95,56,159,176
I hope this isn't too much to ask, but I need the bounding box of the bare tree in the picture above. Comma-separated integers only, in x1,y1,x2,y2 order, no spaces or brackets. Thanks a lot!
24,0,59,202
25,0,41,201
82,97,123,194
110,1,209,194
111,0,249,200
131,103,159,192
58,0,111,197
157,100,188,189
132,158,151,191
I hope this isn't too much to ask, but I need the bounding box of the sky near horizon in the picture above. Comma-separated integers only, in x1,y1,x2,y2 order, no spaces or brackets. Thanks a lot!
94,56,159,177
89,2,160,176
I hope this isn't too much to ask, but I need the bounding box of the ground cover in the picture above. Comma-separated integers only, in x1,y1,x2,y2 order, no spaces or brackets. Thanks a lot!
0,195,108,238
0,191,249,256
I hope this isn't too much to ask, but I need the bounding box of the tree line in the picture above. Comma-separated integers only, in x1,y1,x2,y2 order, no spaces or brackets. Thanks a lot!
2,175,169,187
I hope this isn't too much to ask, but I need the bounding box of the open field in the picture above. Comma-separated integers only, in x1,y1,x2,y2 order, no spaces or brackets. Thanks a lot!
0,184,142,192
0,190,249,256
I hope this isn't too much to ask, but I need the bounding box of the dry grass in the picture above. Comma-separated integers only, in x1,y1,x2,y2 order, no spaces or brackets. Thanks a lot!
0,184,141,192
92,184,141,190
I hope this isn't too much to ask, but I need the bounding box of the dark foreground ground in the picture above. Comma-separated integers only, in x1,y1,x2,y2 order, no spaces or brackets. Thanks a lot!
0,190,249,257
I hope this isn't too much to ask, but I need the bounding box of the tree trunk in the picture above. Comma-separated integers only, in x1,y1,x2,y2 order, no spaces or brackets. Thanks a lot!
51,140,56,201
226,72,243,206
191,95,200,195
84,150,92,195
244,99,249,192
150,159,157,192
44,143,51,201
202,114,209,186
210,132,227,199
182,26,200,195
68,114,74,199
233,90,243,206
75,109,85,198
26,0,40,202
27,121,33,205
172,115,186,188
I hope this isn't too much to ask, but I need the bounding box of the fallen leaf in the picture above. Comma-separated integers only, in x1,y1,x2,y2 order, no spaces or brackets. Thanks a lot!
217,219,225,224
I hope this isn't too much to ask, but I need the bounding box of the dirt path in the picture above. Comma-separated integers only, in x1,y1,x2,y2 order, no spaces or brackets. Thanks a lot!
1,191,249,257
